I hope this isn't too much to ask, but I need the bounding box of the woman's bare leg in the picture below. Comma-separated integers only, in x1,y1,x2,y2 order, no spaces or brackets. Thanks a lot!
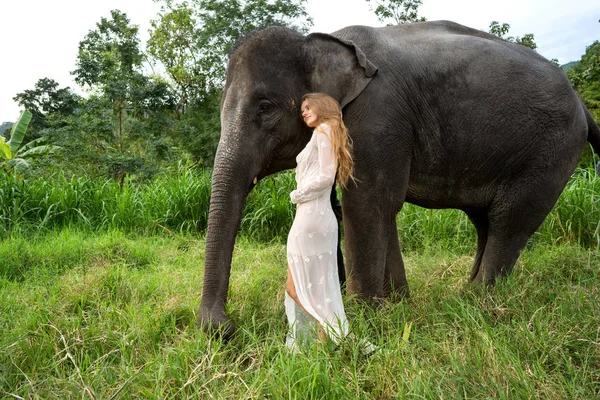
286,267,309,314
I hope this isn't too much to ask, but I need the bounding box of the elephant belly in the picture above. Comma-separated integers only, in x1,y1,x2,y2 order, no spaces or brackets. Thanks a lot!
405,170,495,210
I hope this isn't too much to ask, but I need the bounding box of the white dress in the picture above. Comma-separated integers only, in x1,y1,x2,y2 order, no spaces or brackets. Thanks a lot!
285,123,349,348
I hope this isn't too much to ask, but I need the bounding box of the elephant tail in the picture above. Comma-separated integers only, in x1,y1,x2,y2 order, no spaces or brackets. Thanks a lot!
584,103,600,175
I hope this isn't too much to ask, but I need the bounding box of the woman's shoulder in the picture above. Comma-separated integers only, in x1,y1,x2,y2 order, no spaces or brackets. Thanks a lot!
314,123,332,139
317,123,331,133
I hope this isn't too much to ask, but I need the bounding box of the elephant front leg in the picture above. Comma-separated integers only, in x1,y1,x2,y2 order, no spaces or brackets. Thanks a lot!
384,217,409,299
343,200,388,301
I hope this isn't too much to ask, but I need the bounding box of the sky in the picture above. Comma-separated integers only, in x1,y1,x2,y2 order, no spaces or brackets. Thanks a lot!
0,0,598,123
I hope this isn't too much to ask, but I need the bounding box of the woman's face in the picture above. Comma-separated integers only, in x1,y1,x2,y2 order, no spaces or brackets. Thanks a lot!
301,100,319,128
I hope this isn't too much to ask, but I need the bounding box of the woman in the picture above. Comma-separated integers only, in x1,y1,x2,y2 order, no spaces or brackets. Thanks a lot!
285,92,354,348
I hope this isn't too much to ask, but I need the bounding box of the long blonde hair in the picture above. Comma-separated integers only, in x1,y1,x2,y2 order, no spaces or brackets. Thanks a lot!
302,93,355,189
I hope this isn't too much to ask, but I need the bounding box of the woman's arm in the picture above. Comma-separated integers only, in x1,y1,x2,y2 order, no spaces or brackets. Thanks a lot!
290,125,337,204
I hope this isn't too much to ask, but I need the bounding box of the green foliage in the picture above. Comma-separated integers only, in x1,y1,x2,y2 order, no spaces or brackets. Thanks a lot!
242,171,296,241
72,10,145,92
366,0,426,25
489,21,538,50
147,0,313,169
0,122,12,140
0,231,598,397
0,110,60,176
562,61,580,71
70,10,177,181
171,89,221,167
7,110,32,155
12,78,82,140
567,41,600,121
72,10,148,177
103,153,146,183
42,95,113,177
515,33,537,50
6,2,317,180
148,0,313,106
1,166,599,250
0,167,212,237
148,2,208,109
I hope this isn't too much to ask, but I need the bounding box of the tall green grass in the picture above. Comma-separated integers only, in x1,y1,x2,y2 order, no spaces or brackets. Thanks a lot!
0,168,212,237
0,231,598,398
1,166,599,248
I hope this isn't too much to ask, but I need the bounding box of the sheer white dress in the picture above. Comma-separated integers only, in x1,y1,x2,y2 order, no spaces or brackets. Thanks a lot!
285,123,349,348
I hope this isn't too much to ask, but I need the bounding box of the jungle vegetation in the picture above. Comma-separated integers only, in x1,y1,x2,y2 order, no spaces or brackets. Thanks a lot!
1,1,598,398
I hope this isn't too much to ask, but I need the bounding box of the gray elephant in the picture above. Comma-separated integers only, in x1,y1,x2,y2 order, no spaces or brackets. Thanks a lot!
199,21,600,335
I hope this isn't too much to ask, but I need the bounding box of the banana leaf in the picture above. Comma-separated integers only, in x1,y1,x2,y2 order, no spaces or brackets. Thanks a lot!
0,137,11,160
6,158,30,172
7,110,32,154
19,144,60,158
18,137,46,152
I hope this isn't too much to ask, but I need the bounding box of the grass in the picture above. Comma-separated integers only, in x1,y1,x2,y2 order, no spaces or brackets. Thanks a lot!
1,230,599,398
1,162,599,397
1,165,599,249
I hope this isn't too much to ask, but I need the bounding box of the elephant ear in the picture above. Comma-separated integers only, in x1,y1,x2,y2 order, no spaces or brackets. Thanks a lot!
304,33,378,108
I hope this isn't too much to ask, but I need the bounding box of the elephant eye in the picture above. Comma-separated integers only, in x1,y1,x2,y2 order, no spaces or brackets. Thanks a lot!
255,99,280,130
257,101,273,114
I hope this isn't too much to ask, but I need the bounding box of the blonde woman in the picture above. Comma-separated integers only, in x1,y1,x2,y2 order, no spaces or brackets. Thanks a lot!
285,92,355,348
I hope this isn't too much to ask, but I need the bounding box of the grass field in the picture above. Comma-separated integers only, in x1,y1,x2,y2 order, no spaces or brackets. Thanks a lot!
2,165,599,249
1,230,599,398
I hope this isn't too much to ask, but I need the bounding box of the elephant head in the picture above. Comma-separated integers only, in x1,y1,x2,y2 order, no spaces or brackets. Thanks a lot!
198,27,377,336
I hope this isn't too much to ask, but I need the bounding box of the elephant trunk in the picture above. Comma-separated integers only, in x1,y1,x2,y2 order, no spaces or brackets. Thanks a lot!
198,138,255,337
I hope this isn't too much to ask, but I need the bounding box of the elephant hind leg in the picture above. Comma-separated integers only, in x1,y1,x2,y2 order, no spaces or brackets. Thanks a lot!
475,187,558,283
465,209,489,282
383,217,409,299
475,230,531,283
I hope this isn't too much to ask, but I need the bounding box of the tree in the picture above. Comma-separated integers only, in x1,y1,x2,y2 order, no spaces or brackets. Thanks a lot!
0,122,12,140
148,0,313,107
171,88,221,167
568,41,600,86
488,21,537,50
365,0,426,25
72,10,176,183
72,10,146,142
12,78,82,139
147,2,205,116
567,41,600,121
147,0,312,168
0,110,60,176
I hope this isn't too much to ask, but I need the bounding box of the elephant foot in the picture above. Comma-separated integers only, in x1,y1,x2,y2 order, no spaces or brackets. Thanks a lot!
347,279,409,304
346,286,387,306
383,277,410,300
460,280,494,298
385,285,410,302
197,307,236,339
468,267,500,286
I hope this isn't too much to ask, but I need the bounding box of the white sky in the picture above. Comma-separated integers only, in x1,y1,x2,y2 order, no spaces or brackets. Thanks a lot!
0,0,598,123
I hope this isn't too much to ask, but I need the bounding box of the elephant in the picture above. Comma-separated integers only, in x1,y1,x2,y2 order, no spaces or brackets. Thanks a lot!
198,20,600,336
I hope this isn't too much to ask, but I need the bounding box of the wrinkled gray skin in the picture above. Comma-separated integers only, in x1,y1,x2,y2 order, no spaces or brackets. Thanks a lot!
199,21,600,336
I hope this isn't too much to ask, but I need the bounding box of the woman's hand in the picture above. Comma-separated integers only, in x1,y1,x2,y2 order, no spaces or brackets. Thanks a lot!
290,190,301,204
